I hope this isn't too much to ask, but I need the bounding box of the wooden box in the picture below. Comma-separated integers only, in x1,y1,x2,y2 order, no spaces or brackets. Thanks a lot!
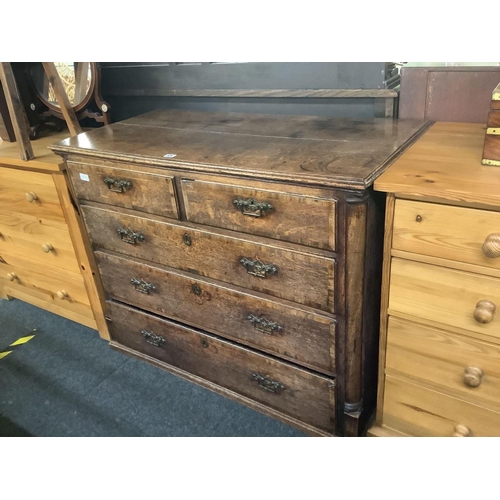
482,82,500,166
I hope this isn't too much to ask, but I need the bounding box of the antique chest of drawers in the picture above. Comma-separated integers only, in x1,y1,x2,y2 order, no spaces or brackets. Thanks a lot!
51,110,427,436
372,121,500,437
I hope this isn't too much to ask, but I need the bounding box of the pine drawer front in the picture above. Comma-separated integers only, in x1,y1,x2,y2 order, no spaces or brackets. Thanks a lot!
96,251,336,375
389,258,500,341
181,178,336,250
383,375,500,437
0,167,66,224
107,301,336,433
82,205,335,313
393,199,500,271
67,161,179,219
0,212,81,275
386,317,500,411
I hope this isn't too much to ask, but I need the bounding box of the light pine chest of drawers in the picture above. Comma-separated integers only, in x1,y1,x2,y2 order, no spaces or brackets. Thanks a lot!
50,110,427,436
372,122,500,437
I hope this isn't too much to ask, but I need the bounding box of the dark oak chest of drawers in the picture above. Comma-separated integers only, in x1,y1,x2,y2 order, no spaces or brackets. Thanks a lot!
51,110,428,436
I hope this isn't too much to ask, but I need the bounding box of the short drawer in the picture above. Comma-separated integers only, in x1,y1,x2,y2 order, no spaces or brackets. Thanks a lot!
67,161,179,219
0,166,66,224
82,205,334,313
181,178,336,250
389,258,500,342
386,316,500,411
393,199,500,271
383,375,500,436
107,301,336,433
96,251,336,374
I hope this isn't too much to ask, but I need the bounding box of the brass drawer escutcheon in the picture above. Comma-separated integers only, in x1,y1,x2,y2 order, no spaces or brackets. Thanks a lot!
117,228,145,245
141,329,165,347
251,373,285,394
247,314,283,335
131,277,156,295
233,197,273,217
103,176,133,193
240,257,278,278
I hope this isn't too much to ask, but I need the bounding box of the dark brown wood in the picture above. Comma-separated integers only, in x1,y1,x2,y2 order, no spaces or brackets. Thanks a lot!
181,177,337,250
483,134,500,164
0,63,34,161
107,300,336,433
50,109,429,190
0,81,15,142
81,203,335,313
96,250,336,374
66,160,179,219
486,110,500,128
482,84,500,165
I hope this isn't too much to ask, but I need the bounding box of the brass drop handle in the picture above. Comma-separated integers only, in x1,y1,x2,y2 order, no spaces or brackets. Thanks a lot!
25,192,38,202
482,233,500,258
42,243,54,253
57,290,69,300
233,198,273,217
463,366,484,388
452,424,470,437
7,272,18,281
473,300,496,324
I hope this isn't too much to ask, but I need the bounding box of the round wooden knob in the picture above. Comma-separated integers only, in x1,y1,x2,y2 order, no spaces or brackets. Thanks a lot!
482,233,500,258
25,192,38,203
57,290,69,300
42,243,54,253
464,366,484,388
453,424,471,437
473,300,496,324
7,272,18,281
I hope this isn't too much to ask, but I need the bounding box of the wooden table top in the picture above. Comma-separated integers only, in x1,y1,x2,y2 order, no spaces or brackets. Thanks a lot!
374,122,500,207
49,110,429,190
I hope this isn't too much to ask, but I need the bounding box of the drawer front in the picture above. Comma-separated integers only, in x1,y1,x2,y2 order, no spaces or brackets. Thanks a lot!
0,212,81,275
389,258,500,341
82,205,334,312
107,301,335,433
0,167,66,224
383,375,500,437
386,317,500,411
393,199,500,271
67,161,179,219
181,178,336,250
96,251,336,374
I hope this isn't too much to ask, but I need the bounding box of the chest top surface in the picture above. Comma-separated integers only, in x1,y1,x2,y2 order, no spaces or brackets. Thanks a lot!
49,109,428,190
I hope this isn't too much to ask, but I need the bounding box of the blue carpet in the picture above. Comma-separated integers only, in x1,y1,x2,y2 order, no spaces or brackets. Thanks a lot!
0,299,304,437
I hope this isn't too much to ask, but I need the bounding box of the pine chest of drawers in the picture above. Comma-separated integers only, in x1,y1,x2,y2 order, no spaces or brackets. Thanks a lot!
50,110,427,436
372,121,500,437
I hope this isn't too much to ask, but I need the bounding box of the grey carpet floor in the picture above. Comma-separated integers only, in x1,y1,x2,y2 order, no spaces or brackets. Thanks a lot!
0,298,304,437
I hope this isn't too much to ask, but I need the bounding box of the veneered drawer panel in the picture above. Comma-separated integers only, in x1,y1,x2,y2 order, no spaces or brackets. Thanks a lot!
96,251,336,374
67,161,179,219
383,375,500,436
393,199,500,271
82,205,334,313
181,178,336,250
0,167,65,224
107,301,335,433
389,258,500,342
386,316,500,411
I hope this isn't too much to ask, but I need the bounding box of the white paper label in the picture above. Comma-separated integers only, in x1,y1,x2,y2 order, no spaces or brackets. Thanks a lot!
163,153,177,158
79,173,90,182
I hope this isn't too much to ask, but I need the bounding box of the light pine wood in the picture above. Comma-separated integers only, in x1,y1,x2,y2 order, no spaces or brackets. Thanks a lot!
366,425,409,437
383,374,500,437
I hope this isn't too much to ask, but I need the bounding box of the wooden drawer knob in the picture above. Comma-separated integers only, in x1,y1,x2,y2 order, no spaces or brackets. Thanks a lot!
482,233,500,258
42,243,54,253
463,366,484,388
453,424,470,437
57,290,69,300
473,300,496,324
25,192,38,203
7,272,18,281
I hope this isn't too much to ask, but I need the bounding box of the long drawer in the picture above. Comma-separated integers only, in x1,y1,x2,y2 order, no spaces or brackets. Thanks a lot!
181,177,336,250
82,204,335,313
386,316,500,411
96,251,336,374
67,161,179,219
107,301,336,433
383,375,500,437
